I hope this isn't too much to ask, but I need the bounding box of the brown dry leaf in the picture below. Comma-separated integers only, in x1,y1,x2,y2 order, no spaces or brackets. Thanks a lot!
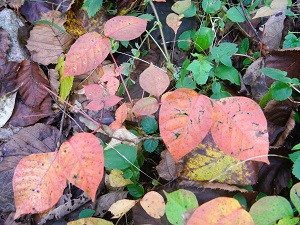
108,199,137,219
48,69,60,95
8,0,24,9
262,10,285,50
116,0,140,15
0,62,19,97
0,28,9,65
26,10,73,65
264,99,298,145
180,133,262,186
156,150,178,181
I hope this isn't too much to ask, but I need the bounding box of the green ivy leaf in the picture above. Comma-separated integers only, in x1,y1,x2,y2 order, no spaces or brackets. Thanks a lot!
211,43,238,67
175,77,197,89
178,30,195,51
292,143,300,151
164,189,198,225
127,183,144,198
187,58,213,85
104,144,137,170
289,151,300,163
283,33,300,48
143,139,159,153
79,209,95,219
141,117,158,134
260,68,291,83
182,2,197,18
227,6,246,22
193,27,214,52
82,0,103,18
215,64,240,85
202,0,221,14
210,82,231,99
270,81,292,101
249,196,294,225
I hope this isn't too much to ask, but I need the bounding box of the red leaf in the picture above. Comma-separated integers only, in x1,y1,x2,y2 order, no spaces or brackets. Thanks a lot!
110,103,127,130
84,84,104,100
132,97,159,116
103,95,123,107
58,133,104,201
104,16,147,41
13,152,66,219
159,89,212,162
139,63,170,98
64,32,111,76
211,97,269,164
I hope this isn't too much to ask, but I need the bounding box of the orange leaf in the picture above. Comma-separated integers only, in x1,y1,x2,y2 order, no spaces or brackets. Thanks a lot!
104,16,147,41
13,152,66,219
187,197,254,225
110,103,127,130
139,63,170,98
58,133,104,201
64,32,111,76
166,13,183,36
140,191,166,219
132,97,159,116
159,89,212,162
211,97,269,164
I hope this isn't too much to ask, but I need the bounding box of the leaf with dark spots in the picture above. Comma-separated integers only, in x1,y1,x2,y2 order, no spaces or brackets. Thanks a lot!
0,124,59,213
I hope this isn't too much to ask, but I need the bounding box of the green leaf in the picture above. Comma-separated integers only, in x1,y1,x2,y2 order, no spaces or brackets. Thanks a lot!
187,59,213,85
164,189,198,225
292,143,300,151
143,139,159,153
127,183,144,198
238,38,249,54
141,117,158,134
270,81,292,101
178,30,195,51
259,90,272,108
283,33,300,48
211,43,238,67
182,2,197,18
227,6,246,22
59,75,74,101
290,183,300,214
233,193,247,209
193,27,214,52
260,67,291,83
292,157,300,180
82,0,103,18
289,151,300,163
249,196,294,225
104,144,137,170
79,209,95,219
210,82,231,99
202,0,221,14
215,65,240,85
278,217,299,225
138,13,154,21
175,77,197,89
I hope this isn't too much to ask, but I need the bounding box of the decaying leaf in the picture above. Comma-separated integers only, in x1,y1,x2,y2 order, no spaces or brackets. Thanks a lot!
68,217,113,225
171,0,191,14
166,13,183,36
156,150,178,181
253,0,287,19
108,170,133,187
108,199,137,218
132,97,159,116
0,88,17,127
13,152,66,219
180,133,262,185
109,103,127,131
0,28,9,65
26,10,73,65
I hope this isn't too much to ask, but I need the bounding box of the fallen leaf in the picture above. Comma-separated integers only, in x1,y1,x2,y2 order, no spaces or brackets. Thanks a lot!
64,32,111,76
26,10,73,65
140,191,165,219
159,88,212,162
253,0,287,18
0,28,9,65
156,150,178,181
187,197,254,225
109,103,127,131
211,97,269,164
108,170,133,187
104,16,147,41
0,62,19,96
108,199,137,218
13,152,66,219
58,133,104,201
0,89,17,127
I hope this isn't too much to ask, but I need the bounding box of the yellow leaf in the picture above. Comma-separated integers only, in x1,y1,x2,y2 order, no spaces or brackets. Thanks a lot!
108,170,133,187
68,217,113,225
108,199,137,218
